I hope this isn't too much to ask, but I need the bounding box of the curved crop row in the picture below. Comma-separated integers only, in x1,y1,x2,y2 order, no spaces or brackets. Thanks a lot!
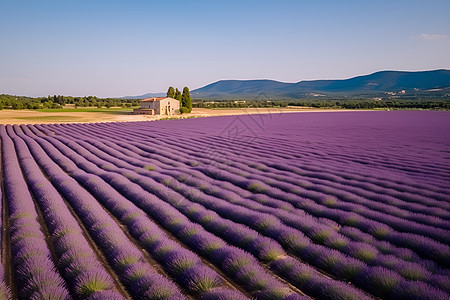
13,126,186,300
35,127,446,298
1,126,70,299
0,129,12,299
23,125,249,299
1,111,448,300
29,129,304,300
51,123,449,273
8,126,125,299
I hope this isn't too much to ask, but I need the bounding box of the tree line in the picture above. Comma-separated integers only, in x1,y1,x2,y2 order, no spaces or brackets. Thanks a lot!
0,94,141,110
287,99,450,109
166,87,192,113
1,93,448,111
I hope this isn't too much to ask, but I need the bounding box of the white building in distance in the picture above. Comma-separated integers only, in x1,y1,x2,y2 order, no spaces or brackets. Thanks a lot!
133,97,180,115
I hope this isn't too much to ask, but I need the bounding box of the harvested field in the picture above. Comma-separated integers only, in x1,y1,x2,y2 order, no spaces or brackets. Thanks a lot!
0,107,358,125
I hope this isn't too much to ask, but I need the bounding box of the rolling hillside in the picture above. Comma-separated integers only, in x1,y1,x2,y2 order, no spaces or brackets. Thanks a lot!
191,69,450,99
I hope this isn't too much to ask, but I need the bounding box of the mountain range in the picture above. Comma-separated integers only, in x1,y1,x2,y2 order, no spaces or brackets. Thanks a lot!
125,70,450,99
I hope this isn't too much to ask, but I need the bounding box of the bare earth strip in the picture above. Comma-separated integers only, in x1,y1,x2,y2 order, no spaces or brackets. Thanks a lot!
0,107,368,125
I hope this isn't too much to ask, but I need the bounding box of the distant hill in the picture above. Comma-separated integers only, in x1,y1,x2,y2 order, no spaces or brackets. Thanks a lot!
190,69,450,99
121,92,165,99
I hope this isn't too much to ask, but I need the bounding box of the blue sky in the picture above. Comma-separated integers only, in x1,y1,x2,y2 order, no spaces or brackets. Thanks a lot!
1,0,449,97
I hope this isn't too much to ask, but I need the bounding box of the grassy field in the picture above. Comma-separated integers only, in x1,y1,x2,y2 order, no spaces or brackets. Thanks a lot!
14,115,84,122
0,107,143,124
35,107,137,114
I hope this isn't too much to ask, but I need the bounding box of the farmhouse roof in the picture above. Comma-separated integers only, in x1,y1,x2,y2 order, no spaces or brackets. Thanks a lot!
141,97,178,102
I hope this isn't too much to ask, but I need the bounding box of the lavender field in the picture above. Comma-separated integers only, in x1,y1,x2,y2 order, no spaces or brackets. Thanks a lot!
0,111,449,300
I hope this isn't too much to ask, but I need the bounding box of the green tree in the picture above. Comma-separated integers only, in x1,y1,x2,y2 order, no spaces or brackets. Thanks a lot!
167,86,175,98
181,86,192,113
174,88,182,101
12,102,23,109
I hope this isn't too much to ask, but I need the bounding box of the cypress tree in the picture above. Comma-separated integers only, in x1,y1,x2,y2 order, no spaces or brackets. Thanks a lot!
167,86,175,98
174,88,182,101
181,87,192,113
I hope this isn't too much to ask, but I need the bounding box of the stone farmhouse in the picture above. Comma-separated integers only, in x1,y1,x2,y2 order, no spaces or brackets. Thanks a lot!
133,97,180,115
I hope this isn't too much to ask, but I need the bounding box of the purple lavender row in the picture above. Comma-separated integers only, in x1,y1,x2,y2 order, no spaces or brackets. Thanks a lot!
49,129,446,298
8,126,125,299
73,173,249,300
97,117,449,187
290,152,449,190
64,124,450,272
135,122,450,209
44,132,306,299
62,126,430,276
0,130,12,299
23,124,275,299
137,129,449,227
271,168,449,225
127,132,450,290
158,124,449,213
157,155,447,272
271,256,447,300
39,118,450,298
21,127,249,299
106,111,450,170
76,123,449,232
118,118,450,195
83,121,446,296
160,167,421,261
178,137,450,223
130,135,445,236
194,128,450,184
30,128,305,300
250,160,450,222
147,168,449,296
206,162,450,243
35,117,450,192
233,131,448,192
159,168,447,276
50,122,450,255
45,123,449,274
41,132,377,300
203,112,450,179
0,125,70,299
269,161,450,213
77,118,450,200
14,127,186,300
191,165,450,267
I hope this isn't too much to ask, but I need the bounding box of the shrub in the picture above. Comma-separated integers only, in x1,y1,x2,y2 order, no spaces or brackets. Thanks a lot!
180,107,190,114
179,266,222,293
356,266,401,297
74,271,114,297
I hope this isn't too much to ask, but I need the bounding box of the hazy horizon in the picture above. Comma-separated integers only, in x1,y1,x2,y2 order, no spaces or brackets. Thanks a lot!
1,0,450,98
